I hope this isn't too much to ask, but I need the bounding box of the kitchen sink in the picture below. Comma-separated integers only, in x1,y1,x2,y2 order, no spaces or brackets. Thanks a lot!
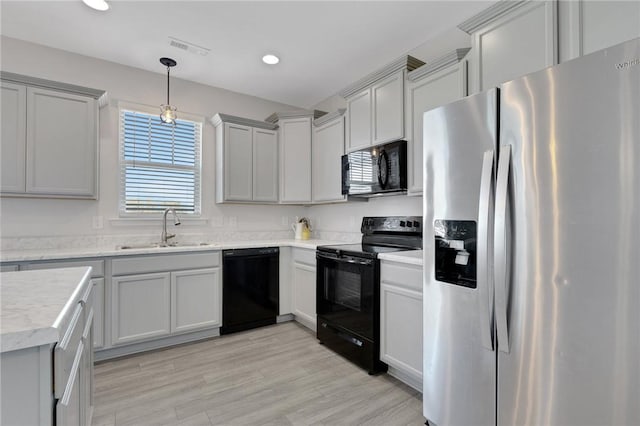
117,242,213,250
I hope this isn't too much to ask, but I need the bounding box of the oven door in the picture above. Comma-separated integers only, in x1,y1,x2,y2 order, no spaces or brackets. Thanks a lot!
316,252,376,340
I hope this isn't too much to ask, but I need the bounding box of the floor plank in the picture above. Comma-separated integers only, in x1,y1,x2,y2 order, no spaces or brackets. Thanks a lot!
93,322,424,426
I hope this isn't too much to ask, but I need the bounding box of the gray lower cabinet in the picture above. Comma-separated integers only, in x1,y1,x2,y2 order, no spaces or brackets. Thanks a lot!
110,252,222,347
291,248,316,330
171,268,221,333
21,258,105,349
380,259,423,391
0,276,94,426
111,272,172,345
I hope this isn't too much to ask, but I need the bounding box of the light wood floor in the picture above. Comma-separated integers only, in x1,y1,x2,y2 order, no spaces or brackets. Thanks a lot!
92,322,424,426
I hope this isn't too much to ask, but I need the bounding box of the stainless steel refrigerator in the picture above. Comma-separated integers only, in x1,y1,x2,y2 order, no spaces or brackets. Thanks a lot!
422,37,639,426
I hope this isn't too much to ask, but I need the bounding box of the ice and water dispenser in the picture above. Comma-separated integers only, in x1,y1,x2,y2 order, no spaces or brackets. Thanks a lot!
434,220,477,288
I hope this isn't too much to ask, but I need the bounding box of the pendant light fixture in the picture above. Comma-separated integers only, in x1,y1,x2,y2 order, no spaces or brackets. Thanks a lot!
159,57,177,125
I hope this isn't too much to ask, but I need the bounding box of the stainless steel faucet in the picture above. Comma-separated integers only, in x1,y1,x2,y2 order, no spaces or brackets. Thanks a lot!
161,208,181,245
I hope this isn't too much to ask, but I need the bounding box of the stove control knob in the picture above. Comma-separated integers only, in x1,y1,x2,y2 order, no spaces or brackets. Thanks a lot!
399,221,406,227
413,221,420,228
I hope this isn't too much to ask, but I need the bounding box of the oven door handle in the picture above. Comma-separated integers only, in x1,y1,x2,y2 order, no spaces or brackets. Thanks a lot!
342,257,373,266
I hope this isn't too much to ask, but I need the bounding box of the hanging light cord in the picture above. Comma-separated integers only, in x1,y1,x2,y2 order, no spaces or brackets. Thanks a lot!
166,65,171,105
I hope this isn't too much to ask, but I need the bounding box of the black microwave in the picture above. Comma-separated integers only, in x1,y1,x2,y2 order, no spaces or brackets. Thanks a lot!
341,140,407,197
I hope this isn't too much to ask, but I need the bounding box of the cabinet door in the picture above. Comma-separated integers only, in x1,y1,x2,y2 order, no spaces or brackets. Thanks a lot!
347,89,372,151
92,278,105,348
81,308,94,426
471,1,557,92
380,282,423,386
1,81,26,194
372,71,404,145
252,128,278,202
171,268,221,333
560,1,640,61
111,272,171,345
26,87,97,197
224,122,253,201
279,117,312,203
407,62,467,195
292,262,316,330
312,116,346,203
56,343,83,426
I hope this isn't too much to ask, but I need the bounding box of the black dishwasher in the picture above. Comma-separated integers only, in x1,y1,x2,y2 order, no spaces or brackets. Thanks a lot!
221,247,279,335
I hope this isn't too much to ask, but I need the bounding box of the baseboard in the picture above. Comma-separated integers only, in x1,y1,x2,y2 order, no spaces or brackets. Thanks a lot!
277,313,294,323
387,365,422,392
95,328,220,362
293,314,316,332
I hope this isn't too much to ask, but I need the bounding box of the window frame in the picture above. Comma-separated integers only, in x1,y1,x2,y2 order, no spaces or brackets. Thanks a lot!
118,102,203,218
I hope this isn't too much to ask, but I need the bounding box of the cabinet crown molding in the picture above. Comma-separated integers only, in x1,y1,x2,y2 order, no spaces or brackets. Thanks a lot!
313,109,346,127
408,48,471,82
457,0,528,34
265,109,327,124
210,113,278,130
0,71,108,108
338,55,425,99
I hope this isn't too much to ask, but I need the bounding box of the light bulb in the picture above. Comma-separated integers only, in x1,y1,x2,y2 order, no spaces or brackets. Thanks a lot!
82,0,109,11
262,54,280,65
160,105,177,125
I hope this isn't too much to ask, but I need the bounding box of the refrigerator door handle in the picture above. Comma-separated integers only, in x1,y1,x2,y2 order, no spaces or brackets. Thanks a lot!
495,144,511,353
477,150,495,351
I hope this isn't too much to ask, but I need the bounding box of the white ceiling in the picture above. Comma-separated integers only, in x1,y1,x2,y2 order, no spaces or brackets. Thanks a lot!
0,1,491,108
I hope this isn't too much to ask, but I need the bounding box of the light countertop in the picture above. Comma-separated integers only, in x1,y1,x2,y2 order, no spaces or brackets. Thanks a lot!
0,239,347,263
0,267,92,353
378,250,424,266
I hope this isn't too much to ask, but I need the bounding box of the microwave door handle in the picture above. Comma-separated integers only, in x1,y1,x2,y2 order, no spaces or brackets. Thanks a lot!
377,150,389,188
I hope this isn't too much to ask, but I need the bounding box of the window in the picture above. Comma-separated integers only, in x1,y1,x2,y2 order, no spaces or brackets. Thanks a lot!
119,108,202,215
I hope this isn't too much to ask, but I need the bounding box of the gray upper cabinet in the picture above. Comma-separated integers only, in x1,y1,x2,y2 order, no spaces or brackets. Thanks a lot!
1,81,26,193
406,49,469,196
212,113,278,203
340,56,424,153
346,89,372,151
252,128,279,202
278,115,313,203
312,110,346,203
0,73,104,199
459,1,558,94
372,71,404,145
559,0,640,62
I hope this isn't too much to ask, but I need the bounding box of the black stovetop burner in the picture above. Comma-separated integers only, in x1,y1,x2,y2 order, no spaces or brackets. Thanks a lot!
317,216,423,259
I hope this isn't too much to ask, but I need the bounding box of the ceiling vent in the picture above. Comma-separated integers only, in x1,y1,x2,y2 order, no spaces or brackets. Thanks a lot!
168,37,210,56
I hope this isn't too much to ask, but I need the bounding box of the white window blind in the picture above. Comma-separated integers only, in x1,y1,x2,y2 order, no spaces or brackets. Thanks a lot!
119,109,202,214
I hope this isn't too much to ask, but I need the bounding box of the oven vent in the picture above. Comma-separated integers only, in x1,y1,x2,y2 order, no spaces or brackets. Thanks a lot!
168,37,210,56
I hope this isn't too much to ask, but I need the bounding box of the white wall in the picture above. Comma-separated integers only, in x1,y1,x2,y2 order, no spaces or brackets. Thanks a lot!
307,196,423,241
0,36,308,245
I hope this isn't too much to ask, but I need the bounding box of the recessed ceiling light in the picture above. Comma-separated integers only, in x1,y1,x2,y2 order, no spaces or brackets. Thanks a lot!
262,54,280,65
82,0,109,11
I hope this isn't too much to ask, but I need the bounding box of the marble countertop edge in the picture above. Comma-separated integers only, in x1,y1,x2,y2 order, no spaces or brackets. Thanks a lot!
378,250,424,266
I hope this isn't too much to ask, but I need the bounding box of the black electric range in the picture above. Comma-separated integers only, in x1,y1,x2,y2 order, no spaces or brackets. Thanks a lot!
316,216,422,373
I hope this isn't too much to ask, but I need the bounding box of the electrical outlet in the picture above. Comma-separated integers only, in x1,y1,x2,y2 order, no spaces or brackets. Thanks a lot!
281,216,289,226
92,216,104,229
228,216,237,227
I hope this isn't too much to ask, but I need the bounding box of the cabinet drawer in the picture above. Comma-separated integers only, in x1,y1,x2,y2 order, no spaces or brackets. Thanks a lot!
112,251,220,275
23,259,104,278
54,303,84,398
380,261,422,293
292,249,316,266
